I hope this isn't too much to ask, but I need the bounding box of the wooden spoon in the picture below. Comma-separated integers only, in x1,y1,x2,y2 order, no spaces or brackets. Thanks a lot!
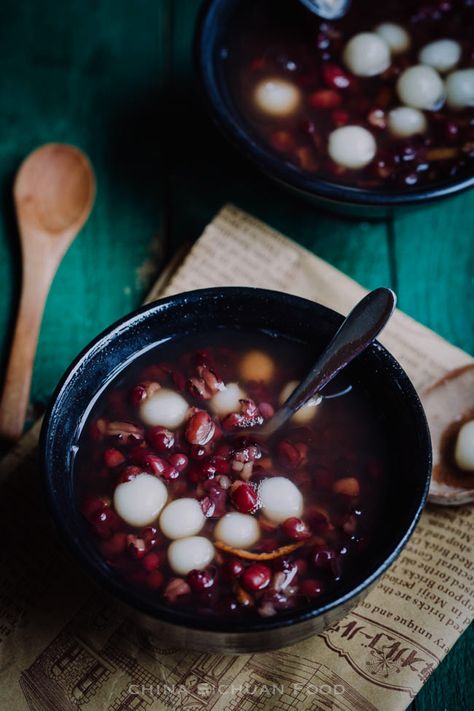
0,144,95,441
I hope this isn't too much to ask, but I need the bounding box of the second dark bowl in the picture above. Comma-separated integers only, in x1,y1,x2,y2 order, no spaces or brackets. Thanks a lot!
195,0,474,217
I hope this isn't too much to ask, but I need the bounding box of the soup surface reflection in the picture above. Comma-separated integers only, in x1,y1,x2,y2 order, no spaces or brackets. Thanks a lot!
76,329,389,619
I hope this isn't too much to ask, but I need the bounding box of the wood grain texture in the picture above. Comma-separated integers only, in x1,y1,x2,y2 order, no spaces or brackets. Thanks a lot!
0,0,472,707
0,144,95,440
393,191,474,356
0,0,167,413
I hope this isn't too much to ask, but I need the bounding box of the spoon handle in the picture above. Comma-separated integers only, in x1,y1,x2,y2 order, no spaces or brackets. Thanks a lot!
0,244,56,441
262,288,396,436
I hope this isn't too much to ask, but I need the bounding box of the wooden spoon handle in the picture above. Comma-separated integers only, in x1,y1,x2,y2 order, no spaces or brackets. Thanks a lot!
0,247,56,441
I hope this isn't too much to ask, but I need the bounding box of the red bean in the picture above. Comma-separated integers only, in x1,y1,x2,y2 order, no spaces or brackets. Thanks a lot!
168,452,189,471
147,426,175,451
91,508,121,539
231,482,258,514
187,568,215,592
282,517,311,540
225,558,244,578
117,465,142,483
277,440,302,468
242,564,271,592
186,411,216,446
322,64,351,90
81,495,109,521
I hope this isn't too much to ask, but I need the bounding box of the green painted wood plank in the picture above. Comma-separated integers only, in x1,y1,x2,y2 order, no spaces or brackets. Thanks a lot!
412,625,473,711
392,190,474,355
0,0,167,413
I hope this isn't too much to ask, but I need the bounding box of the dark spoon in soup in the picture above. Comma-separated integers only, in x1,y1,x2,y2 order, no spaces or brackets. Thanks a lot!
260,287,396,436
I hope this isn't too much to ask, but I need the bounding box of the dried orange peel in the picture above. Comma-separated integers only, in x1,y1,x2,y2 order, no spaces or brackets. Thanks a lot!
214,539,306,560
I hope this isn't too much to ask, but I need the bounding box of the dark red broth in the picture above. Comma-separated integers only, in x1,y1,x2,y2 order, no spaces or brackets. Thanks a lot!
76,330,389,620
221,0,474,189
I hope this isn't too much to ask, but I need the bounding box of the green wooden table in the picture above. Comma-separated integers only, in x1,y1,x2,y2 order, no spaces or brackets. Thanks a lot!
0,2,472,708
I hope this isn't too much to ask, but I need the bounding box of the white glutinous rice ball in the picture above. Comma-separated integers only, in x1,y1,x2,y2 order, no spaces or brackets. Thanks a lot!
446,69,474,109
209,382,246,417
419,39,461,74
375,23,411,54
159,498,205,540
259,476,303,523
167,536,215,575
328,126,376,169
388,107,427,138
139,387,189,428
114,473,168,527
454,420,474,472
279,380,321,424
343,32,391,77
214,512,260,549
253,78,301,117
239,350,275,383
397,65,445,110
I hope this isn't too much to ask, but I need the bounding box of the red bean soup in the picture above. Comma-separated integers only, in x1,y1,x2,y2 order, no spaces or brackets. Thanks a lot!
76,330,390,620
220,0,474,189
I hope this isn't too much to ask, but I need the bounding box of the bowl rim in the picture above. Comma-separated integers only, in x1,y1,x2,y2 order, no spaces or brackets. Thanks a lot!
41,286,432,635
194,0,474,208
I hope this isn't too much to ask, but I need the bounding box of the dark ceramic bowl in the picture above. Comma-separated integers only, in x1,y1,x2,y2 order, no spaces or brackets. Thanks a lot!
41,287,431,653
195,0,474,217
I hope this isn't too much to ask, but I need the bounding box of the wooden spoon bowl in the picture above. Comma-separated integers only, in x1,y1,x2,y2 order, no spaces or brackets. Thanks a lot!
0,144,95,441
